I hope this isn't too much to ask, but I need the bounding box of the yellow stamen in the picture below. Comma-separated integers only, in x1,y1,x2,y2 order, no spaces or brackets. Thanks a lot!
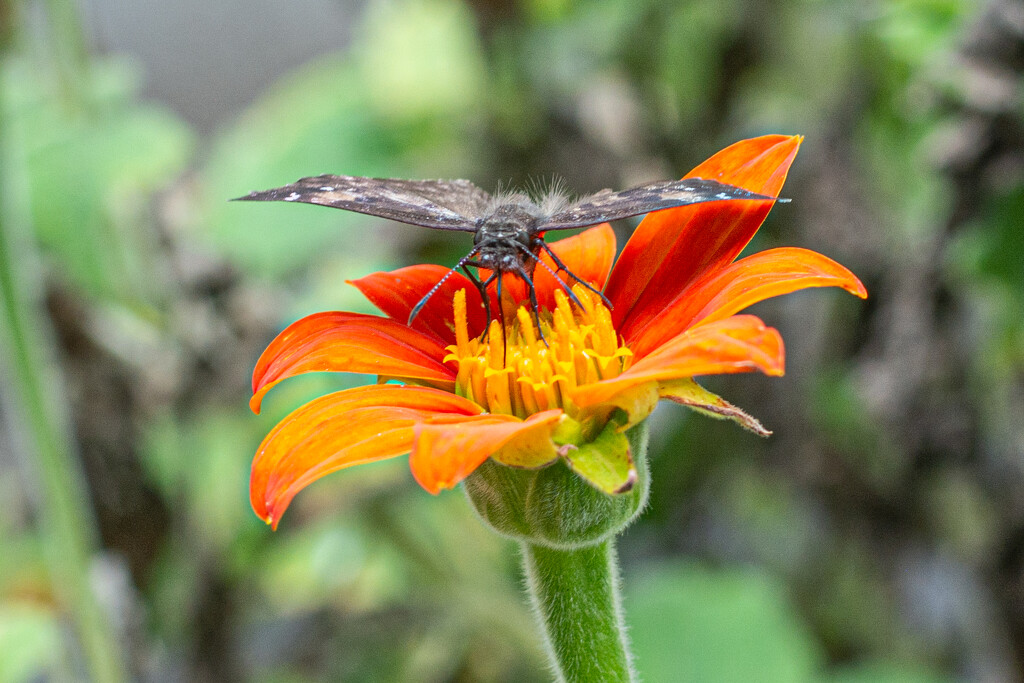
444,283,631,418
517,306,538,346
454,289,470,354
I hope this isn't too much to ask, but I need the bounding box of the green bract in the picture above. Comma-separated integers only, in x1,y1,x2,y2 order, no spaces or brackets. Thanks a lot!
463,422,649,549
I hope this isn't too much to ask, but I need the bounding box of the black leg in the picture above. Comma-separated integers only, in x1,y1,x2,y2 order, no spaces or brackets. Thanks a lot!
515,244,586,310
461,262,493,326
536,239,614,309
495,269,505,327
515,263,548,346
470,267,497,342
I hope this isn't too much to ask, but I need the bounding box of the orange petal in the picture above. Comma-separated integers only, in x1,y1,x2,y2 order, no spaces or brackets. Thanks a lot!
251,311,454,413
497,224,617,311
349,265,495,343
627,247,867,357
251,385,482,528
607,135,801,333
572,315,784,408
410,410,563,494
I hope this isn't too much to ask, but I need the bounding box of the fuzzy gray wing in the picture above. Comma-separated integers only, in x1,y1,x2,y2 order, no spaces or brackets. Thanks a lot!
537,178,784,231
234,175,492,231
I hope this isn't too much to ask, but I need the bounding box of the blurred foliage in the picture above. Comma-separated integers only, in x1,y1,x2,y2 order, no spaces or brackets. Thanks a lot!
202,0,487,276
2,0,1022,681
0,605,62,681
627,561,823,682
4,57,193,302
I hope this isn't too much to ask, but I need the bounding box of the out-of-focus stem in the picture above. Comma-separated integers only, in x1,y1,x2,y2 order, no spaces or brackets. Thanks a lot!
42,0,90,109
0,67,127,683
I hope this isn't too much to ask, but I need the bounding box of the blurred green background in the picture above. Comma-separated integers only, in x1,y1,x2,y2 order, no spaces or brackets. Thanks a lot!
1,0,1021,680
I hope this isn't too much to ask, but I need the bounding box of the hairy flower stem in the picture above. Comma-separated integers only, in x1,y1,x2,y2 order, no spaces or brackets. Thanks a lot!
522,540,634,682
464,424,649,681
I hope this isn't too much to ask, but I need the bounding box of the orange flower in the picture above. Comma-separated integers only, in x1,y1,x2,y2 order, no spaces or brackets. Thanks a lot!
249,135,866,528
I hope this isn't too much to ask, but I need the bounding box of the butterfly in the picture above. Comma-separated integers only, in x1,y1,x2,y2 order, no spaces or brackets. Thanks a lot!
235,175,785,339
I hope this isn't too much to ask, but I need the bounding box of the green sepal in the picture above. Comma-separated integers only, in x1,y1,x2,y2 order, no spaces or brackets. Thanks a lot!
462,421,649,549
551,413,584,446
659,378,770,436
563,413,635,494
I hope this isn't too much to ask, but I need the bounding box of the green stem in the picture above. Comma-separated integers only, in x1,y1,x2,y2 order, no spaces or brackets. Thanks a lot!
0,63,126,683
522,540,634,683
42,0,91,111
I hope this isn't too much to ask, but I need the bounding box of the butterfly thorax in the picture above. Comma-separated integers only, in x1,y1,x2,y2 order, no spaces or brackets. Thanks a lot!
473,203,541,274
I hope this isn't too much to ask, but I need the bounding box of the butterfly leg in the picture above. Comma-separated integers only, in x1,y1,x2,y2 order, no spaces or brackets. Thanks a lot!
464,263,496,342
536,239,614,309
513,263,548,347
515,245,586,311
495,270,505,331
461,262,493,323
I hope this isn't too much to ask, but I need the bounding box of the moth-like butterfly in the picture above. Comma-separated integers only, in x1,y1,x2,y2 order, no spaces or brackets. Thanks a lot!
235,175,784,337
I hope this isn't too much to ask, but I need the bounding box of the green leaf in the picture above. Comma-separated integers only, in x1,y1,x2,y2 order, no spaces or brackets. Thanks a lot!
563,415,635,494
627,562,823,683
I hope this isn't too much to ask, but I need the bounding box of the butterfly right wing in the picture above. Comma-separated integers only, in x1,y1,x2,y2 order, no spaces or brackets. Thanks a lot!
234,175,492,231
537,178,785,231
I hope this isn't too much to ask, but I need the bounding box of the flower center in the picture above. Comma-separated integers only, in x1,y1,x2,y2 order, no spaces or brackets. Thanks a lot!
445,285,633,418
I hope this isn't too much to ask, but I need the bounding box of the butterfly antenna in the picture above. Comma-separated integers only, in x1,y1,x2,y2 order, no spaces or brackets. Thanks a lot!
408,249,480,325
516,245,586,311
537,240,613,310
514,263,548,347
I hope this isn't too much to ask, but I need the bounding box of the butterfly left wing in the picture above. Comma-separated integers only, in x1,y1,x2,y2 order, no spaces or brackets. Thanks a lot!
234,175,492,232
536,178,785,231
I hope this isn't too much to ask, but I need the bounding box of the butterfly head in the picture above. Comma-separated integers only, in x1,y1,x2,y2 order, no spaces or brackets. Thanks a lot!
473,202,541,273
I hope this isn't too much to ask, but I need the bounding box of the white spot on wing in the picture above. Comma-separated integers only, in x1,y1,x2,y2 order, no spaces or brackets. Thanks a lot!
320,186,335,192
285,192,301,201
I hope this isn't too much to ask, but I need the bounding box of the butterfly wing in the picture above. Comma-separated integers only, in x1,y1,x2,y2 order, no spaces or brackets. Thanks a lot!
536,178,785,231
234,175,492,231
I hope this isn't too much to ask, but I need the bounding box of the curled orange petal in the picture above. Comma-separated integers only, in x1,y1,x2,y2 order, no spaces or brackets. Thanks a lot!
251,385,482,528
608,135,801,332
627,247,867,357
572,315,784,408
410,410,563,494
251,311,455,414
